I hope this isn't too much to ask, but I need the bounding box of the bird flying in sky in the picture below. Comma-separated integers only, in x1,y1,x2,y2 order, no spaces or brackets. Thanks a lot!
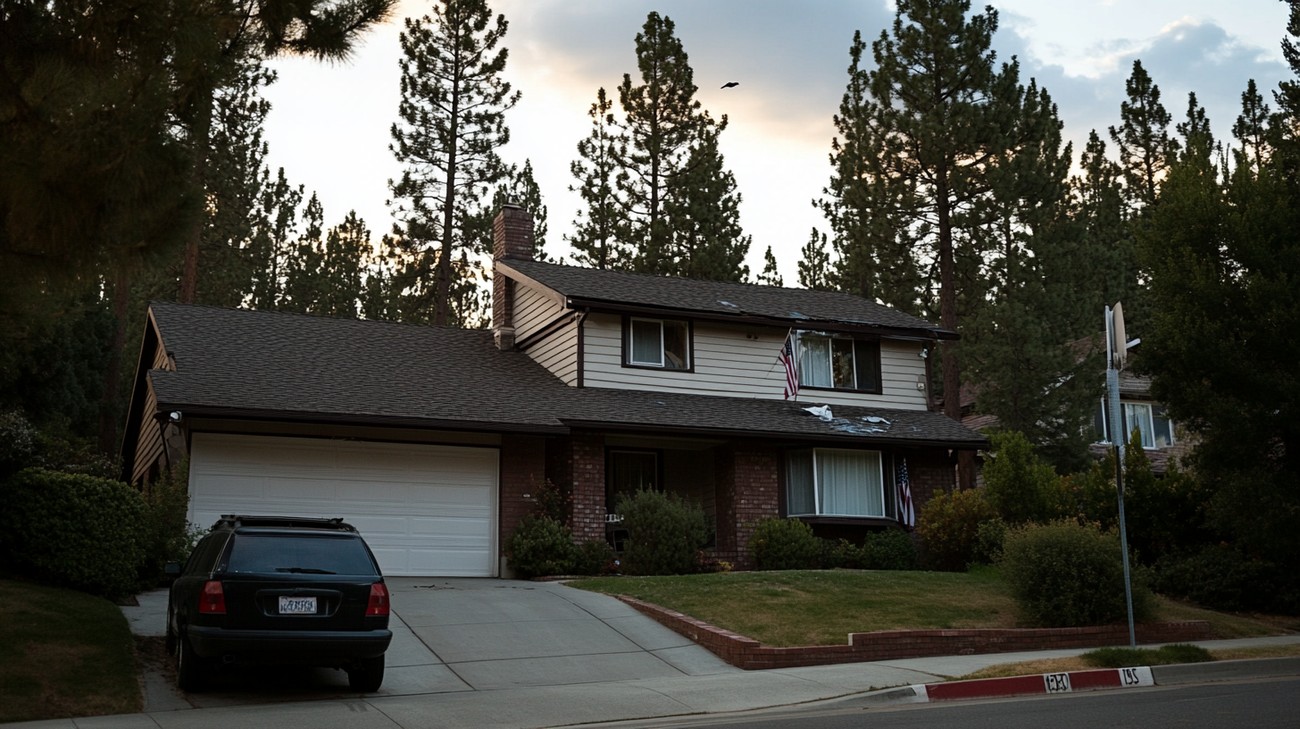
721,81,739,89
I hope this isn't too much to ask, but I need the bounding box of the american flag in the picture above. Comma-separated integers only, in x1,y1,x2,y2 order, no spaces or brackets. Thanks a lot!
778,331,799,400
896,458,915,528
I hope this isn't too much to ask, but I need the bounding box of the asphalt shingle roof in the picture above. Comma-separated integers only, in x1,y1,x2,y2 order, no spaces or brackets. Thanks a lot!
145,302,984,448
499,259,954,337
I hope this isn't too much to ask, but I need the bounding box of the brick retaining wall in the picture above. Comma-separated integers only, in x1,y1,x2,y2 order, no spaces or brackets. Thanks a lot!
619,596,1213,670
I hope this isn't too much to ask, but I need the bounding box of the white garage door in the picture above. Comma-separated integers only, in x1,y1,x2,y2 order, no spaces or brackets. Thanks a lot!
187,433,499,577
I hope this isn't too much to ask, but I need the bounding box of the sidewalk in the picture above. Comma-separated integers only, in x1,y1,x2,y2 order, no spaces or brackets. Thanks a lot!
17,583,1300,728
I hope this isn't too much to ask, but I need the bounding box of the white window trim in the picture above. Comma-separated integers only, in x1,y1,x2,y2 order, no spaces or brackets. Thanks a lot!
628,318,665,367
1097,400,1175,450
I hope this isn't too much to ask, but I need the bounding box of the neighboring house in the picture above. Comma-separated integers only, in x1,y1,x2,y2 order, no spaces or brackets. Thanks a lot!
1090,369,1193,474
121,204,986,576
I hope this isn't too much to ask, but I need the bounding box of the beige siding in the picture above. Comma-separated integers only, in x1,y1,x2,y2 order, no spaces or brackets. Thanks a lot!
580,313,930,410
512,282,579,384
513,283,567,341
130,345,173,484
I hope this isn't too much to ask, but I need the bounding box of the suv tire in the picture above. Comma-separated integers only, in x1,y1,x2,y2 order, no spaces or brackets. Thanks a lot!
176,634,211,692
347,654,385,692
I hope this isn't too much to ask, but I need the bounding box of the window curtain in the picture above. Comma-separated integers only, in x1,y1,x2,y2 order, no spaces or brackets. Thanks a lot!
798,337,833,387
630,319,662,365
786,451,816,515
817,450,883,517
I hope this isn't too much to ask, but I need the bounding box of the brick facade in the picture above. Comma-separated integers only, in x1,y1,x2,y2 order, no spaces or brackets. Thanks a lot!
497,434,547,558
565,432,606,543
713,442,781,570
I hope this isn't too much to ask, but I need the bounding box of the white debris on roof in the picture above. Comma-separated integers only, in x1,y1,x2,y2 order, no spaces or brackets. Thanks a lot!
803,405,833,421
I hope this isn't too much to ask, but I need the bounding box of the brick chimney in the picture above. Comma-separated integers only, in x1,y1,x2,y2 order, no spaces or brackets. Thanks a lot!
492,203,535,350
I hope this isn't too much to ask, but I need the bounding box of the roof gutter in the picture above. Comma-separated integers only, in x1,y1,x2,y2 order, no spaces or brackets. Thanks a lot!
153,402,571,436
557,417,988,450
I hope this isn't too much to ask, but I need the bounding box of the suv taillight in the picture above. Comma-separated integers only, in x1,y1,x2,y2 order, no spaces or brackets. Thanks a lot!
366,582,390,617
199,580,227,614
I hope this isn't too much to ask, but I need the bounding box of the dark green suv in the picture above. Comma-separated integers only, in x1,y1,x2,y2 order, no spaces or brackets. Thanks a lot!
165,515,393,692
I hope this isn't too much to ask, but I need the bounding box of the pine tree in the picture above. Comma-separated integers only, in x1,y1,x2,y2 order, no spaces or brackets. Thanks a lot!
248,168,305,310
661,126,750,281
569,88,628,269
615,12,728,276
819,30,922,313
1108,60,1178,213
176,0,396,303
1176,92,1216,165
1231,79,1271,174
824,0,1053,435
388,0,519,325
1071,130,1137,316
756,247,784,287
798,229,834,292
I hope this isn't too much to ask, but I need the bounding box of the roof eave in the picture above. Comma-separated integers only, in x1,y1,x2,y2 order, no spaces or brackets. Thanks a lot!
152,401,570,436
557,417,987,450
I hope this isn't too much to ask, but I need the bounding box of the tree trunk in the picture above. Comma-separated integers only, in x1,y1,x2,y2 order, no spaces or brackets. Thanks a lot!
179,83,214,304
98,263,131,454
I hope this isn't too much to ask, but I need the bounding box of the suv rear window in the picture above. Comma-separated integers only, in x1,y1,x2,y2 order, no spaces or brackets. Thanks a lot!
226,534,379,576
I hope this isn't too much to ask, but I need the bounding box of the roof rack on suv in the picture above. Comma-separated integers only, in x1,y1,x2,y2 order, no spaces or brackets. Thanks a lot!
214,515,358,532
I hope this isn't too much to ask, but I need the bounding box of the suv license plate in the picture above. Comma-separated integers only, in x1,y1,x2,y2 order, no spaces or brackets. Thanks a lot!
279,596,317,615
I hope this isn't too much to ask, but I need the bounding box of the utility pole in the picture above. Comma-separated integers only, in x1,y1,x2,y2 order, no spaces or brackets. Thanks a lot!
1106,302,1138,648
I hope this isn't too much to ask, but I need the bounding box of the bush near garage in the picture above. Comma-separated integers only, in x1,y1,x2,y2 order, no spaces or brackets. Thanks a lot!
506,514,579,578
0,468,148,599
1000,520,1154,628
618,489,709,575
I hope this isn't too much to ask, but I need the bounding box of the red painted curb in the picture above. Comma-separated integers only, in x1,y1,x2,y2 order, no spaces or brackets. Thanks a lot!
920,666,1154,702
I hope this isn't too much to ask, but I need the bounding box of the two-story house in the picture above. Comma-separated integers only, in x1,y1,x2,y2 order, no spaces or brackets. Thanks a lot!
120,204,986,576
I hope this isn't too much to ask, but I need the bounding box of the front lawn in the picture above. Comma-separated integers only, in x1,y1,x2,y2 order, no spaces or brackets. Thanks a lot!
0,578,142,723
568,567,1289,647
570,567,1019,646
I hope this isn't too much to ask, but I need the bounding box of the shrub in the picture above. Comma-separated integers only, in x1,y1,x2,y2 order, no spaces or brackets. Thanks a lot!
861,529,918,570
972,517,1008,565
1000,521,1154,628
138,460,196,585
0,409,37,478
1083,644,1212,668
506,514,577,578
916,487,996,571
982,431,1065,525
750,517,823,570
618,489,708,575
572,540,615,576
1153,546,1299,615
0,468,148,598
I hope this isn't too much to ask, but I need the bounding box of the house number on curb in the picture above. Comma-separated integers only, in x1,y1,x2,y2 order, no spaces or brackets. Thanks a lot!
1044,673,1072,693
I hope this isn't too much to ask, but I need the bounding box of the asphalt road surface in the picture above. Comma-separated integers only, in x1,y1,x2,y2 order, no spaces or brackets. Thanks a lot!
588,676,1300,729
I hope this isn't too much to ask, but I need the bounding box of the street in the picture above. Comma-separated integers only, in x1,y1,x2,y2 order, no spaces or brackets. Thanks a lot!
585,676,1300,729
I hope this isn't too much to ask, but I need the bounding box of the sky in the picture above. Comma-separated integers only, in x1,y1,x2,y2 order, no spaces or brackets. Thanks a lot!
261,0,1294,284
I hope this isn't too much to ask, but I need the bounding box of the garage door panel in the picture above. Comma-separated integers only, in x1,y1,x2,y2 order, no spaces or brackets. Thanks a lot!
188,434,498,577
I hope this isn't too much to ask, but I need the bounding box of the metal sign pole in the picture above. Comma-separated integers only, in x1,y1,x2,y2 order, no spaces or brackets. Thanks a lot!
1106,304,1138,648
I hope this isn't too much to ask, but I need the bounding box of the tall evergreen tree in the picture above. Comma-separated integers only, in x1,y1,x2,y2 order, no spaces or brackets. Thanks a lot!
388,0,519,325
824,0,1059,438
1108,59,1178,213
819,30,923,314
569,88,628,269
176,0,396,303
798,229,835,291
248,167,305,310
661,126,750,281
756,247,784,287
1071,130,1137,316
614,12,740,278
1231,79,1271,174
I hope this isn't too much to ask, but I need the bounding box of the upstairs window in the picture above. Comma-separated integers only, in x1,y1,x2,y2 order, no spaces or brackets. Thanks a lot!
797,333,881,393
625,317,691,370
1095,401,1175,449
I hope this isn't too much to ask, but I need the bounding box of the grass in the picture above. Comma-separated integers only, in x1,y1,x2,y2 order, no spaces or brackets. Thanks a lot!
570,567,1019,646
569,567,1293,648
0,578,142,723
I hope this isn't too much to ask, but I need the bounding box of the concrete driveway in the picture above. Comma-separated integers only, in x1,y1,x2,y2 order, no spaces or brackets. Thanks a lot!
129,577,734,710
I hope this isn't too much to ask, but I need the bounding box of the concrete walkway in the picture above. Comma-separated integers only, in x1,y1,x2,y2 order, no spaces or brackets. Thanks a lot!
19,578,1300,728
